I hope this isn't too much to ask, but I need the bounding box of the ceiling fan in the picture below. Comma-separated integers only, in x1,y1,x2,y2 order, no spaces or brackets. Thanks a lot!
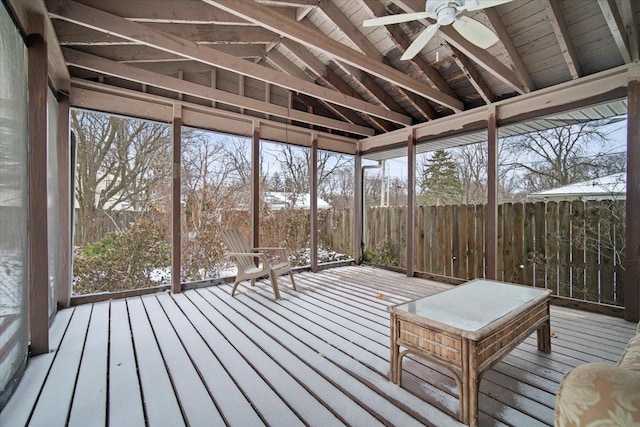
363,0,514,60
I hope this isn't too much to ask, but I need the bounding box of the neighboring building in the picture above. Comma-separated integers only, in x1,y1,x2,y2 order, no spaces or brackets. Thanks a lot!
263,192,331,210
527,173,626,201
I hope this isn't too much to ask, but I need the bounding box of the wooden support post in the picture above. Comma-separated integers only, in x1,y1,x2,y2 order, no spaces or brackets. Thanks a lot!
406,132,415,277
57,94,71,308
626,72,640,322
171,105,182,293
251,126,260,249
310,135,318,272
486,106,499,280
27,21,49,355
354,152,363,263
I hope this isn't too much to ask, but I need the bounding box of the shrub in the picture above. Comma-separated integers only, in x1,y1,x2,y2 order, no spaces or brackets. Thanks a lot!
73,217,171,294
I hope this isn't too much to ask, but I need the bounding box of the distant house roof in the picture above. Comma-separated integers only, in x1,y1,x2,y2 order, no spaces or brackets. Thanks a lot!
264,192,331,210
528,173,626,201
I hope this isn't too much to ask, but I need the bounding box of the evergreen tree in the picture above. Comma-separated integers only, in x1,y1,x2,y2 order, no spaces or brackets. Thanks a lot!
419,150,462,205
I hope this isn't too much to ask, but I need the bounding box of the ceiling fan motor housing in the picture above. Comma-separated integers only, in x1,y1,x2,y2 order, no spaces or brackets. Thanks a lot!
426,0,465,25
437,7,457,25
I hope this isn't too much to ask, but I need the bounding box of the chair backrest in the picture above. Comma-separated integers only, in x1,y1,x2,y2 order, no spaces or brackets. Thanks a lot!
221,229,255,271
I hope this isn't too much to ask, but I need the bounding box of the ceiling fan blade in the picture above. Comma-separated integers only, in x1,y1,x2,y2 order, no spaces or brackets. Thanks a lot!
363,11,432,27
464,0,515,12
401,24,439,60
452,16,499,49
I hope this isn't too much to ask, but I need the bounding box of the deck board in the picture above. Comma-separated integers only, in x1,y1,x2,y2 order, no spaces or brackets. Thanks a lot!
0,308,74,426
126,297,185,427
68,302,109,427
108,300,145,427
2,266,637,427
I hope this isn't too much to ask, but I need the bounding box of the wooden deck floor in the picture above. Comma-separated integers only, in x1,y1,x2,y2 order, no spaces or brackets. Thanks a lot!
1,266,637,427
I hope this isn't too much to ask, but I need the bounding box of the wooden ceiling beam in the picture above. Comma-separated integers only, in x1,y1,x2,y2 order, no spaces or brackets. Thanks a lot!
56,22,282,46
280,39,393,132
359,0,458,99
447,43,497,105
483,7,535,92
598,0,632,63
264,49,314,82
280,39,326,76
74,44,267,62
255,0,319,6
318,0,434,120
308,5,415,117
295,12,407,117
620,0,639,62
47,0,411,125
64,48,374,136
324,67,398,132
67,0,298,24
393,0,527,94
202,0,464,112
542,0,582,79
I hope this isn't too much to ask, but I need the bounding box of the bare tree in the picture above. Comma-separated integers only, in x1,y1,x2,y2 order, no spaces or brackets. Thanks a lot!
268,144,352,206
453,142,521,203
72,110,171,244
502,121,625,192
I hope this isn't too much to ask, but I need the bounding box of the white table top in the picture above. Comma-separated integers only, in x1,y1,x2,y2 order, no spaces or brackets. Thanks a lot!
392,280,550,332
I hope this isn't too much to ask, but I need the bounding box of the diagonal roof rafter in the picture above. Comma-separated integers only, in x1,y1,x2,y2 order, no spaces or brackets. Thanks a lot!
46,0,412,126
201,0,464,112
317,0,436,120
64,48,375,136
392,0,528,94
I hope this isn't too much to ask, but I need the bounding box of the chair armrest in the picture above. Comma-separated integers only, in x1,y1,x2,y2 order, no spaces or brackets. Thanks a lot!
555,363,640,426
227,252,269,264
253,247,289,260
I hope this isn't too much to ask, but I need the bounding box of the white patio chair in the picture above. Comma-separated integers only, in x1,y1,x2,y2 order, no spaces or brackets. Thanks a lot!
221,228,296,300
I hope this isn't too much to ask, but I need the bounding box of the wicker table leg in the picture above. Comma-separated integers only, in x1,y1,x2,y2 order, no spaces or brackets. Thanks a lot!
537,319,552,353
467,340,480,427
390,314,399,383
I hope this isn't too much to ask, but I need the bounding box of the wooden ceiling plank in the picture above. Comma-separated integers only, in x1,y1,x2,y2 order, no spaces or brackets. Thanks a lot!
598,0,632,64
358,0,458,99
542,0,582,79
392,0,527,94
483,7,535,92
202,0,464,112
318,0,433,120
447,43,497,104
47,0,411,125
63,48,374,136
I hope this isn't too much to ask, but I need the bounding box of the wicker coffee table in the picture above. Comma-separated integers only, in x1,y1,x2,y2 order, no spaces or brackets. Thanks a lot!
389,279,551,427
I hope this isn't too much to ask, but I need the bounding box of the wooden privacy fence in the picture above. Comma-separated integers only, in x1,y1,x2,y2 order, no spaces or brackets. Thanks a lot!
353,201,626,307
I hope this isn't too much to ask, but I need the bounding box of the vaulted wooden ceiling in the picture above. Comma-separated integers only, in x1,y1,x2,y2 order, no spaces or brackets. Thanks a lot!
27,0,640,140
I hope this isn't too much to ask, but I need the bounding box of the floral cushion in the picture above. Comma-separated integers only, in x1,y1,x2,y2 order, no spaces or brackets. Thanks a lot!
619,333,640,371
554,363,640,426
